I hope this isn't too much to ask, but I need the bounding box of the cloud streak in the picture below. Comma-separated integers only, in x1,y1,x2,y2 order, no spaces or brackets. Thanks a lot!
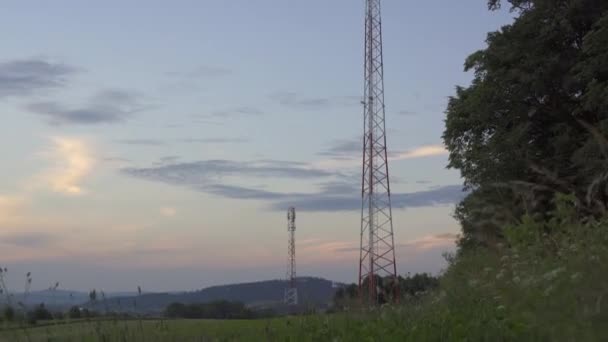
1,232,57,248
166,65,232,78
316,139,360,158
391,145,448,160
0,58,77,98
267,184,465,212
26,89,147,125
122,159,335,188
270,91,360,110
115,139,166,146
332,233,458,254
178,138,249,144
398,110,417,116
122,157,465,212
314,142,449,170
211,107,263,118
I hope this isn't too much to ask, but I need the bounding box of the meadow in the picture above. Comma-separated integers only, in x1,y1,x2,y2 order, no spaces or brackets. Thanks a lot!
1,316,352,341
3,196,607,341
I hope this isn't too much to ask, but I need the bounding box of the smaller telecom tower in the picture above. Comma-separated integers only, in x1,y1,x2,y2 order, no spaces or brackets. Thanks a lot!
284,207,298,306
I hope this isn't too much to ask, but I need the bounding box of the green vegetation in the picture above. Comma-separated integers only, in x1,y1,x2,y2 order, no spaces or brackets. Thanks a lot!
332,273,439,310
4,202,605,340
165,301,256,319
443,0,608,249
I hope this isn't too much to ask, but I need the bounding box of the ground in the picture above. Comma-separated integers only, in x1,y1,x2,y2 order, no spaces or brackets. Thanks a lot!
0,316,358,342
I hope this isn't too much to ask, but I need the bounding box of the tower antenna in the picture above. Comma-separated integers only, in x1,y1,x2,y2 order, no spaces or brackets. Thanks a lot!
285,207,298,306
358,0,398,304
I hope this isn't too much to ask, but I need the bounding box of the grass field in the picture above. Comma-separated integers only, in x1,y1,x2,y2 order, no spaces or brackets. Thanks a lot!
0,315,361,342
3,202,608,341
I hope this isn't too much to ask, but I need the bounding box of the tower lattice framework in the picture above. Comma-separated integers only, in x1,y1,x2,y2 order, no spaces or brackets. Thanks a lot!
285,207,298,306
358,0,398,304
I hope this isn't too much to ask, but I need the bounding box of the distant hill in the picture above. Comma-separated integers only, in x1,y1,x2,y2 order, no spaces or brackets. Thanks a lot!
86,277,342,313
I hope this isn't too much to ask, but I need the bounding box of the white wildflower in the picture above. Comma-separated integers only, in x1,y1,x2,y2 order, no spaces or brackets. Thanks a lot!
542,267,565,281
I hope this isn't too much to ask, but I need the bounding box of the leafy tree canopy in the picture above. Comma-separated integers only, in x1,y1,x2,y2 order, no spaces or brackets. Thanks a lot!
443,0,608,248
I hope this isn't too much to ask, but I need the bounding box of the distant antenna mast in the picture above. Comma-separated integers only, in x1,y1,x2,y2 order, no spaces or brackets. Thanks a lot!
285,207,298,306
358,0,398,304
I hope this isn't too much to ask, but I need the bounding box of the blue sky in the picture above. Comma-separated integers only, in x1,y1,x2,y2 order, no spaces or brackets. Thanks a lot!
0,1,514,291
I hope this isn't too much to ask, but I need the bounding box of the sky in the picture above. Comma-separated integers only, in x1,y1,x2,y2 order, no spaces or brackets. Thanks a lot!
0,1,514,292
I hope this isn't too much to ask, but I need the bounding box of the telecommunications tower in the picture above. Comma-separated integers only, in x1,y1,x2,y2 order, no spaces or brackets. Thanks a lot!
285,207,298,306
358,0,398,304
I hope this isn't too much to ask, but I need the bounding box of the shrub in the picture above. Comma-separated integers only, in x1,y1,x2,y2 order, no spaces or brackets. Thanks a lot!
3,305,15,322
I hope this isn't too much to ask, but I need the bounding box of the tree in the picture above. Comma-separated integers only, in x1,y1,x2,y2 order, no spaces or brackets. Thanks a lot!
68,306,81,319
399,273,440,297
443,0,608,248
30,303,52,321
3,305,15,322
89,289,97,302
164,301,253,319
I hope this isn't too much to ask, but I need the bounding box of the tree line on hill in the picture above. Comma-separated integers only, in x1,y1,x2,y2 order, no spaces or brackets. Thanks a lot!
164,300,259,319
332,273,440,309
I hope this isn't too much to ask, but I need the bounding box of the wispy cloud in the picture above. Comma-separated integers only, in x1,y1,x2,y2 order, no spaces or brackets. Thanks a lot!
0,195,25,224
398,110,417,116
211,107,263,118
0,58,77,98
178,138,249,144
122,159,335,187
114,137,248,146
158,156,180,164
43,137,95,195
333,233,459,253
398,233,459,251
390,145,448,160
101,157,132,165
160,207,177,217
122,156,465,212
166,65,232,78
1,232,58,248
26,89,147,125
268,184,465,212
161,66,233,95
316,139,360,158
314,141,448,170
115,139,166,146
270,91,360,110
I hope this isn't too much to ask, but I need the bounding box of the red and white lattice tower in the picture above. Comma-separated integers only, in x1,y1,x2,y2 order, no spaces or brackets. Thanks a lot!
358,0,398,304
284,207,298,306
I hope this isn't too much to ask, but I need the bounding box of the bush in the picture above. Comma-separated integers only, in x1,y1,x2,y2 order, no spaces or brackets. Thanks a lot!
53,311,64,320
165,301,254,319
68,306,81,319
3,306,15,322
30,303,53,321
